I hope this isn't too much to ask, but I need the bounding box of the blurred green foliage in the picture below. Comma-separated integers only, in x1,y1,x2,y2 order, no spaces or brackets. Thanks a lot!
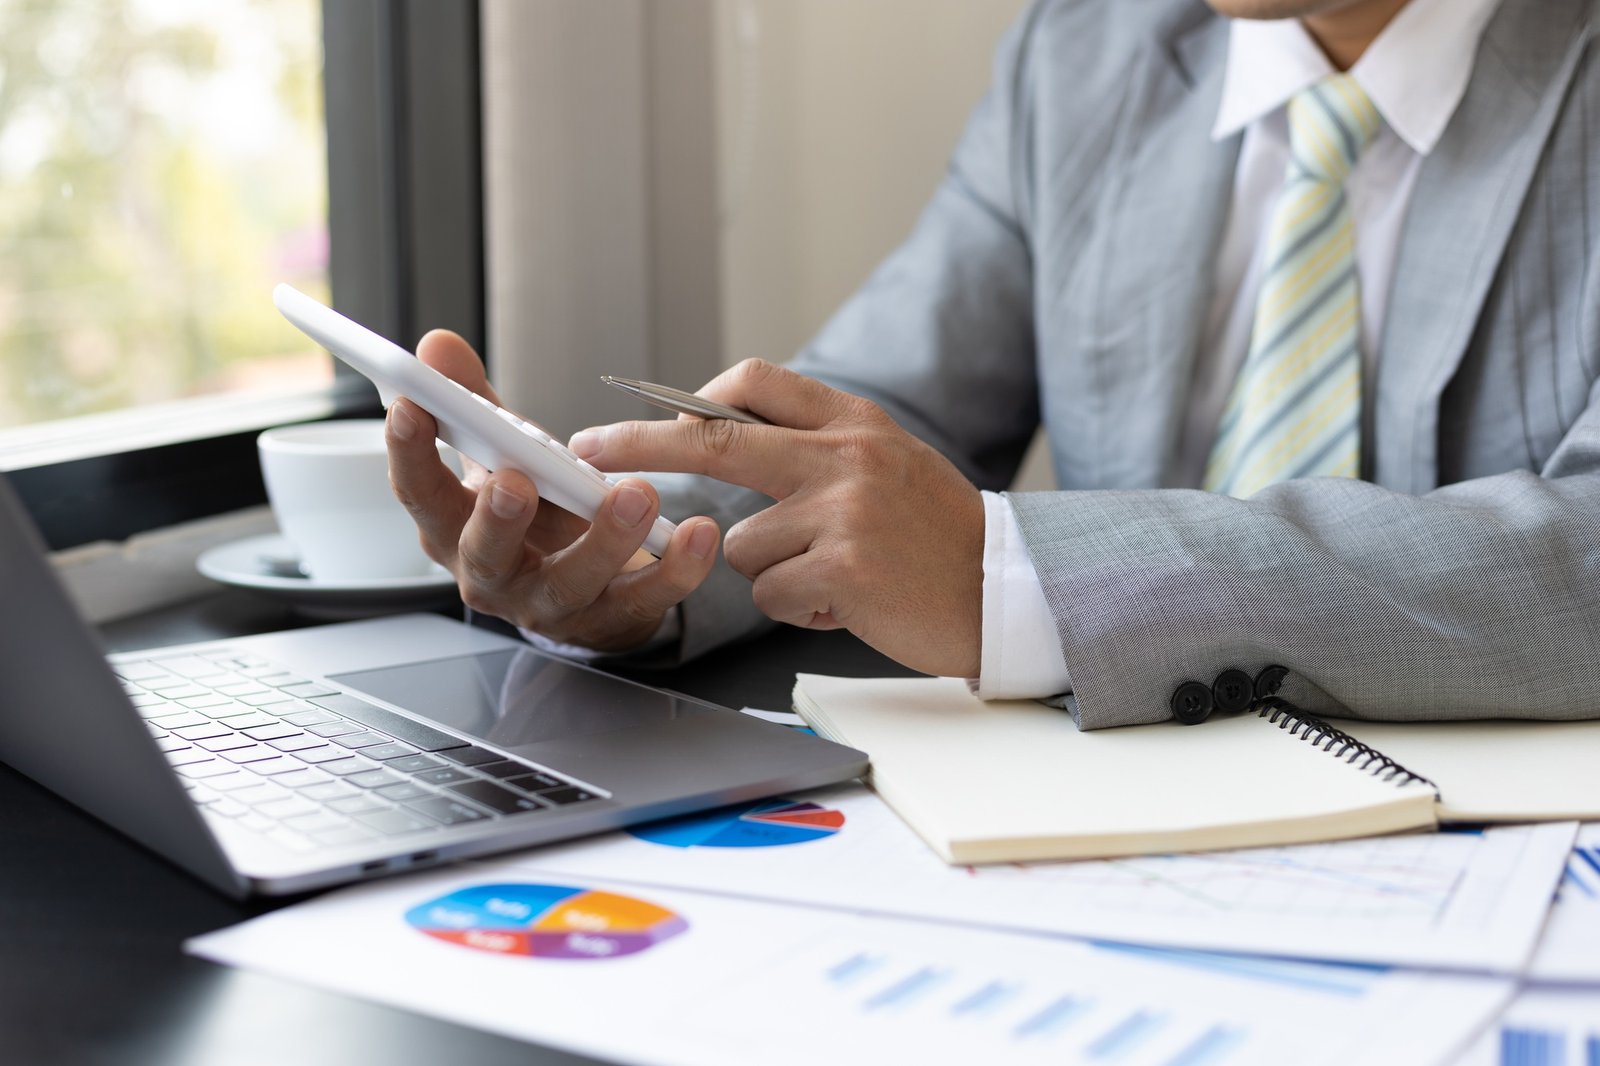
0,0,329,429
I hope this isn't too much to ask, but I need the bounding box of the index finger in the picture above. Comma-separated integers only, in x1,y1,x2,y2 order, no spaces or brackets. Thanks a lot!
569,418,815,500
694,359,860,431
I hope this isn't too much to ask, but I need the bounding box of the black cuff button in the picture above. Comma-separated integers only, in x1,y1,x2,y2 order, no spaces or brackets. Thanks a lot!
1212,668,1254,714
1254,665,1290,699
1170,681,1213,725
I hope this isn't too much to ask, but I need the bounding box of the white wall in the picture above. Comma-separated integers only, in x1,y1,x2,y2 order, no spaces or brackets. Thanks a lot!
714,0,1029,368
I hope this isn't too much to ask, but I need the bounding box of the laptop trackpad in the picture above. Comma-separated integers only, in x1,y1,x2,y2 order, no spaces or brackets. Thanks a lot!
328,647,707,749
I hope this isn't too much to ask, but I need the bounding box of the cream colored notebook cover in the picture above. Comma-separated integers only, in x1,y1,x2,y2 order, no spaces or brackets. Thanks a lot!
792,674,1439,864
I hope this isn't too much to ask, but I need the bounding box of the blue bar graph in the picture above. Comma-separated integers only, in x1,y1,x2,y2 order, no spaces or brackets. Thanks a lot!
1501,1027,1564,1066
827,952,881,985
1013,996,1088,1040
951,980,1017,1017
1167,1026,1247,1066
1587,1033,1599,1066
1087,1010,1167,1059
863,967,945,1011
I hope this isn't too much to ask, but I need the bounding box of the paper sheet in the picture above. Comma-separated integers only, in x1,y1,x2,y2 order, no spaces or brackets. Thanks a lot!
496,784,1573,973
187,862,1511,1066
1528,824,1600,982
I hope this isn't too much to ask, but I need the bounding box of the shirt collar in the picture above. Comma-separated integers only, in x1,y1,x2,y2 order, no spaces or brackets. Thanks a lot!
1211,0,1504,155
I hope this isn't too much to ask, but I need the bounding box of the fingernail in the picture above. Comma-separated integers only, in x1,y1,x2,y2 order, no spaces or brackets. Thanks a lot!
613,485,650,527
490,484,527,519
389,402,416,441
569,429,602,459
688,521,717,560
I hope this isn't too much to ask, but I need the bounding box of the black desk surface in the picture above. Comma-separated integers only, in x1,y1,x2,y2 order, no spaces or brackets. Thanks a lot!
0,591,911,1066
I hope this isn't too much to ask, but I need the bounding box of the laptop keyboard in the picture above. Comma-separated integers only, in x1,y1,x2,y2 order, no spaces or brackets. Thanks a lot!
113,648,604,855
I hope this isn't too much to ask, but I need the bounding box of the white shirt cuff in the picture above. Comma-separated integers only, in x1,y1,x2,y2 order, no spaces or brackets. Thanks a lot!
519,606,684,662
974,490,1073,700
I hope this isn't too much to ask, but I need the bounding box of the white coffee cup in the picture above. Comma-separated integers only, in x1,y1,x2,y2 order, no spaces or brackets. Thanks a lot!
258,419,455,582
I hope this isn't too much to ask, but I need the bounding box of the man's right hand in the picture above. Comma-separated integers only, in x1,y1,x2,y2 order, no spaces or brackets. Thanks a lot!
384,329,722,652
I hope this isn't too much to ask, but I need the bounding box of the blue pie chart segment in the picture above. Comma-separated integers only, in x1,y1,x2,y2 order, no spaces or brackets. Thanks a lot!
629,799,845,849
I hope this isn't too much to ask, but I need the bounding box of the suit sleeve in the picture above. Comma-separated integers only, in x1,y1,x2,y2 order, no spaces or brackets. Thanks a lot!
1007,364,1600,727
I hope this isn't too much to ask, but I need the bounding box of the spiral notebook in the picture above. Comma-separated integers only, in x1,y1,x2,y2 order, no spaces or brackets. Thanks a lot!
791,674,1600,864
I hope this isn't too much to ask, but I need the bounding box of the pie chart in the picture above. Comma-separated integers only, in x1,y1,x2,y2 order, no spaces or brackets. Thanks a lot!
629,798,845,848
406,883,687,960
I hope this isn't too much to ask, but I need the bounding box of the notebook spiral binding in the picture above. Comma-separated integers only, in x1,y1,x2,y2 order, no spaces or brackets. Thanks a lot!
1253,696,1438,794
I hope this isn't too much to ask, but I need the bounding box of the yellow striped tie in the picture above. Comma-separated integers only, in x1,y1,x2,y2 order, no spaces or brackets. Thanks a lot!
1204,74,1381,498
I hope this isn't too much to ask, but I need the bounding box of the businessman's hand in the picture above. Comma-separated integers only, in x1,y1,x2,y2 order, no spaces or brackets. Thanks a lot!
384,330,722,651
569,359,984,678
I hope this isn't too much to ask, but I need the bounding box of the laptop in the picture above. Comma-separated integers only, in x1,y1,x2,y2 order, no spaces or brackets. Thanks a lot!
0,473,867,898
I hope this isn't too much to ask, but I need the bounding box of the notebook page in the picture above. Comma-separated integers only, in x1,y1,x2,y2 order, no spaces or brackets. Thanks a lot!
795,674,1438,864
1332,718,1600,822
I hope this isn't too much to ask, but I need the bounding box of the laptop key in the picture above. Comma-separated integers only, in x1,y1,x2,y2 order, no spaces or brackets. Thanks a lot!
306,721,364,739
213,711,280,730
538,787,598,806
282,708,339,727
243,723,302,742
177,694,232,710
388,754,445,774
174,722,235,741
446,780,547,815
174,761,240,781
282,682,339,699
147,710,212,730
154,737,192,754
414,767,473,786
328,795,387,815
331,731,392,749
218,744,282,764
236,812,275,833
360,742,420,762
157,656,229,679
268,735,330,754
503,771,567,793
346,769,404,790
231,782,294,806
239,691,293,707
476,761,532,781
165,748,216,767
128,691,170,708
293,745,354,764
317,757,378,777
374,782,431,802
113,661,172,682
258,673,308,688
245,755,311,776
272,768,334,790
198,734,259,753
434,746,504,767
405,796,492,826
216,682,269,697
353,808,436,836
257,796,320,820
310,694,466,752
208,798,249,818
301,781,359,802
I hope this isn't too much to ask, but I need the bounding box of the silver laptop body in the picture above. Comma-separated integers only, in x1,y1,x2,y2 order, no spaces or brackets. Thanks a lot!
0,474,867,897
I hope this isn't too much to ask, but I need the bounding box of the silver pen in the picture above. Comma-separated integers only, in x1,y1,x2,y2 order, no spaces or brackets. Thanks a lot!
601,375,771,425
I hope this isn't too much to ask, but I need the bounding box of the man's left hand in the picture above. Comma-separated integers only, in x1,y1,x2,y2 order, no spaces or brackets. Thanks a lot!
569,359,984,678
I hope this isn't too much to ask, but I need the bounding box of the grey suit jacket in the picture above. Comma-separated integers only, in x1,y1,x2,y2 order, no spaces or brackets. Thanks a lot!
667,0,1600,729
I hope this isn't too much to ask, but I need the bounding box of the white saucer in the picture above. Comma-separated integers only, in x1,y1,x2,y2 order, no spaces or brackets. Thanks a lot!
197,533,460,614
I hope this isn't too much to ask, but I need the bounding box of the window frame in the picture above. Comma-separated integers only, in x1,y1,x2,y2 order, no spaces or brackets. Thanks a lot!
9,0,485,551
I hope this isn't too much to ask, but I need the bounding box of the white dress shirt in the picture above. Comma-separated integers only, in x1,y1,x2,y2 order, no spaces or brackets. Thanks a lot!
975,0,1503,699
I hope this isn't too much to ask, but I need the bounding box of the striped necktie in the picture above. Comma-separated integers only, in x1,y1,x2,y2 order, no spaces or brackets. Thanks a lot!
1204,73,1382,498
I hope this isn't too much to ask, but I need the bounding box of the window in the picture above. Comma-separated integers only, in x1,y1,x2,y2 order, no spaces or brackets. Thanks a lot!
0,0,333,441
3,0,484,550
